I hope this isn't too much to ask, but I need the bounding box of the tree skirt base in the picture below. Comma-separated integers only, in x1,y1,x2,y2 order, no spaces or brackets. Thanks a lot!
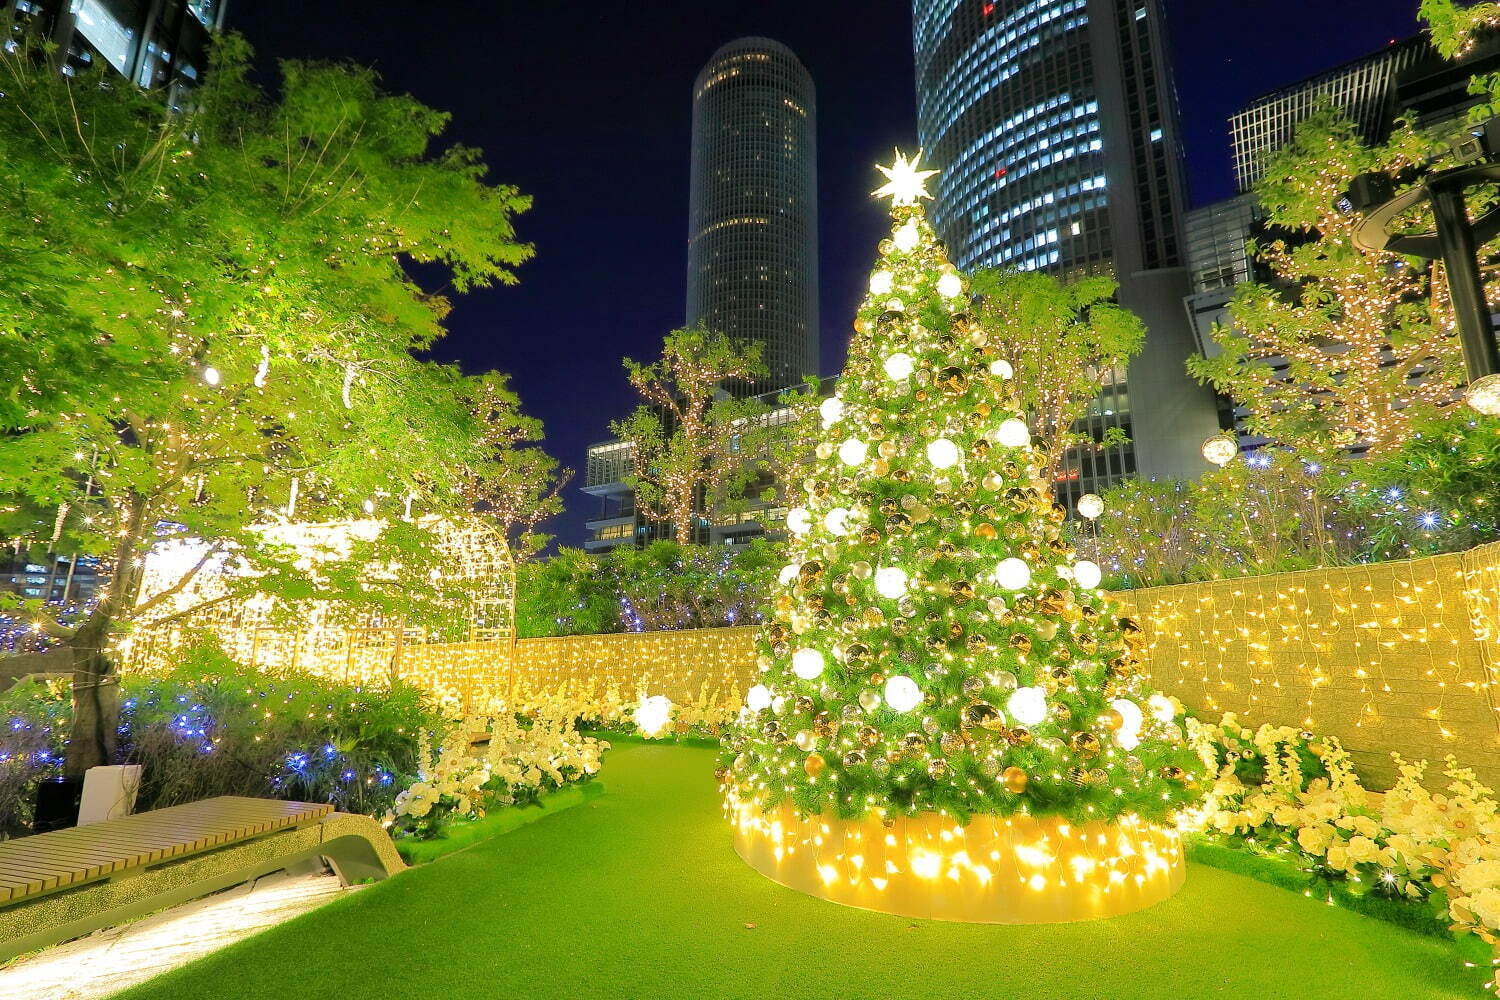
726,791,1185,923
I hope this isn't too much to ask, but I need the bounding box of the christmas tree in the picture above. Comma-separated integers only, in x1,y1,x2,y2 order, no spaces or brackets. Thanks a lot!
721,153,1201,921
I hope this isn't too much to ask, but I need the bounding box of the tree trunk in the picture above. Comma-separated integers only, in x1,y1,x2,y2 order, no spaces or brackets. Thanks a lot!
66,496,145,776
66,615,120,777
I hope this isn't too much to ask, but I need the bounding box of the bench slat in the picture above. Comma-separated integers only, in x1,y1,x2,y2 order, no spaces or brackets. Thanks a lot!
0,796,336,904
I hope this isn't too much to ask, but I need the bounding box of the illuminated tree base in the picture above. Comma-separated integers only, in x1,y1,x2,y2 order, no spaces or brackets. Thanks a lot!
726,791,1185,923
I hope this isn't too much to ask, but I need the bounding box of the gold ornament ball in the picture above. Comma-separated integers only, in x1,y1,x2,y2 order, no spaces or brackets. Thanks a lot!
1001,766,1029,794
804,753,826,778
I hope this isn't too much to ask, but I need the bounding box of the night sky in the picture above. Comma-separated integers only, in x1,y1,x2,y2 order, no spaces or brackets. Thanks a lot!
232,0,1419,545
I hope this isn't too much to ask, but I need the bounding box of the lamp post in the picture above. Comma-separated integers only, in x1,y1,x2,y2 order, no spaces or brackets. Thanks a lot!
1343,127,1500,415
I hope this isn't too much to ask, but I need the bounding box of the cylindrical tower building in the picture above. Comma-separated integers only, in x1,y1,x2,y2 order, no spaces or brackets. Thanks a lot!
688,38,819,395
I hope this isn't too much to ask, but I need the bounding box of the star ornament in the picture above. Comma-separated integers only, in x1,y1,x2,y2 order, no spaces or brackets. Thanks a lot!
872,149,939,206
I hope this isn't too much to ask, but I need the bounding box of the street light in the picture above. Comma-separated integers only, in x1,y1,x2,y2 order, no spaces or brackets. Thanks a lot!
1343,118,1500,415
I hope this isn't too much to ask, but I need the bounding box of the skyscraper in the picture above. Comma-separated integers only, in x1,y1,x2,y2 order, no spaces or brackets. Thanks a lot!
687,37,818,395
3,0,227,106
911,0,1220,501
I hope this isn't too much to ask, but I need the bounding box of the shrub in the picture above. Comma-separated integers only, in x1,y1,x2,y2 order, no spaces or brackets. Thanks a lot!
1079,452,1357,589
0,644,449,832
0,678,69,836
1343,412,1500,561
120,644,445,817
517,539,780,636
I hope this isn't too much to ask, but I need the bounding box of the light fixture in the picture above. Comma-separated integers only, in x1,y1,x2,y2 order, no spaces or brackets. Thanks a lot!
1201,432,1238,467
874,566,909,599
994,557,1031,590
994,418,1030,448
1467,373,1500,416
1007,686,1047,725
1076,494,1104,520
838,438,869,466
883,353,915,381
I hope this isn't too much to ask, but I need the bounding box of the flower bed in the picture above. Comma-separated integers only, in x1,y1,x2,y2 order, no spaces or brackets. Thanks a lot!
384,707,608,843
1184,713,1500,986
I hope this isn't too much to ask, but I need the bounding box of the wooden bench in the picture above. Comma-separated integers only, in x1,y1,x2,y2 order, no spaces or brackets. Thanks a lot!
0,795,405,961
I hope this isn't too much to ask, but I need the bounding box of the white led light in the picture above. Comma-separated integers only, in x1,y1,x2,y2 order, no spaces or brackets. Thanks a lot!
995,418,1030,448
1007,686,1047,726
746,685,772,712
787,508,812,535
1148,693,1177,724
823,507,851,535
870,270,894,295
937,272,963,298
202,366,221,386
838,438,869,466
884,675,923,713
893,220,920,251
635,695,673,738
874,566,908,599
1073,559,1102,589
989,359,1014,379
778,564,799,586
792,648,825,680
994,557,1031,590
926,438,959,469
1076,493,1104,520
819,396,845,425
883,352,915,380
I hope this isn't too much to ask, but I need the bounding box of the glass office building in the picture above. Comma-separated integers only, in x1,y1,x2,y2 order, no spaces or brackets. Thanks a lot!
912,0,1220,502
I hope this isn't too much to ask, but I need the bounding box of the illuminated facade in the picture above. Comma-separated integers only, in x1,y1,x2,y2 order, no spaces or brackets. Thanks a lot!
687,38,819,396
911,0,1221,503
2,0,226,106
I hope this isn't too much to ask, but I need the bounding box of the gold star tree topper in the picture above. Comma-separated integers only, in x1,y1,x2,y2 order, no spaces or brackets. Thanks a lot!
872,149,939,206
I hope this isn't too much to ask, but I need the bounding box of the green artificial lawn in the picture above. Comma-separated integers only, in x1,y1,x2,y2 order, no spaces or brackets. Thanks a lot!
395,782,605,865
118,745,1484,1000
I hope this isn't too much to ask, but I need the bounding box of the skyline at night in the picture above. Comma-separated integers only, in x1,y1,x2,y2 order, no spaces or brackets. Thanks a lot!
233,0,1423,545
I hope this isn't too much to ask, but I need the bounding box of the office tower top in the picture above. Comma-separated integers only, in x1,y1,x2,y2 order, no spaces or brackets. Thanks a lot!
911,0,1220,496
687,37,819,395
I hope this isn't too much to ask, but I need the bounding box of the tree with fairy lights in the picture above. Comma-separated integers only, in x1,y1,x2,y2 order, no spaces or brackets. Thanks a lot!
0,40,533,773
610,327,770,544
1187,108,1466,458
719,152,1202,836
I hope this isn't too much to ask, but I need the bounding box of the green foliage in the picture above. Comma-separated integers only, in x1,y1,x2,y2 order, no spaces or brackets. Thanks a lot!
1421,0,1500,61
0,678,71,835
966,269,1144,476
610,327,771,543
516,540,780,637
1082,452,1353,589
516,548,621,638
456,371,568,561
1344,412,1500,560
